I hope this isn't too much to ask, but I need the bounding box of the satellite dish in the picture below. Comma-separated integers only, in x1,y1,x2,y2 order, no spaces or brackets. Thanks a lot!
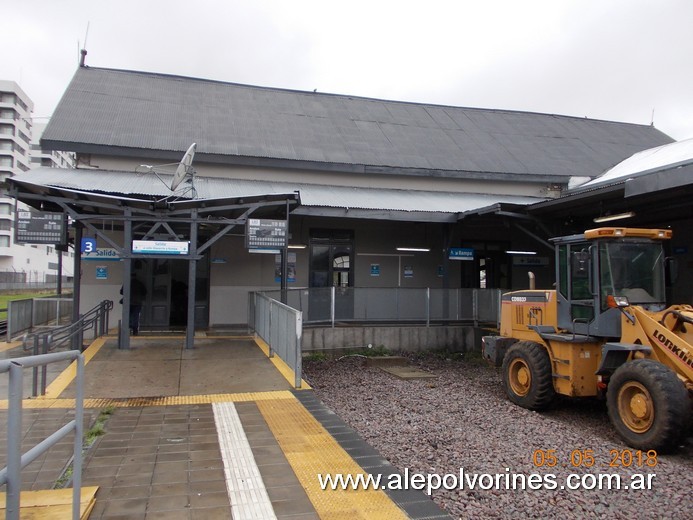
171,143,197,191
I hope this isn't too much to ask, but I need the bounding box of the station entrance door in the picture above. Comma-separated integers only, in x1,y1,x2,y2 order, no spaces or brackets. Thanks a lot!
135,258,209,331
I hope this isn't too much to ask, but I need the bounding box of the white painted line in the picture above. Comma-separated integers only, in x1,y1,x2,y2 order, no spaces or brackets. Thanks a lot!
213,402,277,520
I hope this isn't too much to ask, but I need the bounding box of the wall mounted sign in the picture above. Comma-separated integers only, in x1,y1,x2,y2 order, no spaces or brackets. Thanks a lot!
15,210,66,245
132,240,189,255
246,219,287,251
81,237,97,253
82,248,122,261
512,256,550,266
449,247,475,261
274,252,296,283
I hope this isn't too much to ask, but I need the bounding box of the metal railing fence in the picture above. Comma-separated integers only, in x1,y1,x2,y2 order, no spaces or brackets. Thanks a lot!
7,296,74,341
260,287,502,327
249,292,303,388
0,350,85,520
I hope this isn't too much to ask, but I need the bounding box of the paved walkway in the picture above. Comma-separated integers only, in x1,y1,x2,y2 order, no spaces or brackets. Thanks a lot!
0,336,452,519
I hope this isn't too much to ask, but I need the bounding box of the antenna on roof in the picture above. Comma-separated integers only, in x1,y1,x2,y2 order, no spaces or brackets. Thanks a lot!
650,108,655,127
79,22,90,67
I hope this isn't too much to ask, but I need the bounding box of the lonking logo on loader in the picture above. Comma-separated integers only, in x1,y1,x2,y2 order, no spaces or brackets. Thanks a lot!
653,329,693,369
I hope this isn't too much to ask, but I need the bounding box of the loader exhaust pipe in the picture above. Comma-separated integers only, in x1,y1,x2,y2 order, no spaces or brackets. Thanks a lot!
528,271,535,290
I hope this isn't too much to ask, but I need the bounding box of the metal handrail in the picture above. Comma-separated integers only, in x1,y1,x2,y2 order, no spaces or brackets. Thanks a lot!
20,300,112,396
22,300,113,352
0,350,85,520
251,292,303,388
256,287,502,328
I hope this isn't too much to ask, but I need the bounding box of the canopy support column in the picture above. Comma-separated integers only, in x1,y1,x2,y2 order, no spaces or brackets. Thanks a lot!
185,210,198,349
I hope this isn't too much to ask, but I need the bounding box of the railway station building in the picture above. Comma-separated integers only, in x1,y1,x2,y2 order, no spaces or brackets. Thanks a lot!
9,65,693,345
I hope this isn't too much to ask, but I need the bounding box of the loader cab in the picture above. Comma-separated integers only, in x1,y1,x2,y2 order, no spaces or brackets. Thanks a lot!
553,228,670,338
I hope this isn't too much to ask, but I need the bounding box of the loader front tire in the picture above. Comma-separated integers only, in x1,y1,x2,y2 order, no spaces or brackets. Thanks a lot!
607,359,690,452
502,341,555,410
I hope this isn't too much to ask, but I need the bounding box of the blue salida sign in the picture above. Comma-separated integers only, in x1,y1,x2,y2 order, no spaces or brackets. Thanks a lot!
82,248,122,261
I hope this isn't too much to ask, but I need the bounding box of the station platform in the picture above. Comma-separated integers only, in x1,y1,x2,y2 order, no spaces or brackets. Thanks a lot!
0,336,451,519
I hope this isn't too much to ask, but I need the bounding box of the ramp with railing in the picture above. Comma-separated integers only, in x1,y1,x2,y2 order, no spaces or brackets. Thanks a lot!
20,300,112,396
249,292,303,388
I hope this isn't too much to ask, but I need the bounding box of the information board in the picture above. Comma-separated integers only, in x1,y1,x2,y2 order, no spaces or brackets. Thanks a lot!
132,240,189,255
15,210,66,245
246,219,287,251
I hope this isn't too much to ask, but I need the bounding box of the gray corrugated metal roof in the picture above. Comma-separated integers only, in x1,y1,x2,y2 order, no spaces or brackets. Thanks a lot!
42,67,673,180
581,136,693,188
15,168,544,215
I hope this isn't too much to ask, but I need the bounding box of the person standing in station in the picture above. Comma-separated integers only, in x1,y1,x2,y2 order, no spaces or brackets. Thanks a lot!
121,273,147,335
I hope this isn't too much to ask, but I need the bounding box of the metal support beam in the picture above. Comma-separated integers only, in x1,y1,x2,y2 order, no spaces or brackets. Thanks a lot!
442,223,451,319
281,199,289,304
71,223,82,350
513,222,554,252
185,209,198,349
120,208,132,349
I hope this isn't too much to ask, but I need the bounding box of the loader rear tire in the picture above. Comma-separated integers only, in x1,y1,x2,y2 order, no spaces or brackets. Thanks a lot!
502,341,555,410
607,359,690,452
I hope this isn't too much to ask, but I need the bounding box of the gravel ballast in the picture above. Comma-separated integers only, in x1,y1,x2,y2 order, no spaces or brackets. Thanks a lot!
303,354,692,519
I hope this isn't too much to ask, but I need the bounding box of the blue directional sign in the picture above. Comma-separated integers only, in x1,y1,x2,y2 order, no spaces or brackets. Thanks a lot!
449,247,475,261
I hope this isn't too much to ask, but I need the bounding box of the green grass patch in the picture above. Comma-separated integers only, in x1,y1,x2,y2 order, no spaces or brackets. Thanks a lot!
54,406,116,489
303,352,329,362
338,344,392,358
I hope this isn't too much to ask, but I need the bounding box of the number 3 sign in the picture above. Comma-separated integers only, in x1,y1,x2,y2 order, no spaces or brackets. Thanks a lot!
81,237,97,253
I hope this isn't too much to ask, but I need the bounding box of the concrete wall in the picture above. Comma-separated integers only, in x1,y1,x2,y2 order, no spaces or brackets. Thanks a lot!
88,154,548,198
302,325,485,354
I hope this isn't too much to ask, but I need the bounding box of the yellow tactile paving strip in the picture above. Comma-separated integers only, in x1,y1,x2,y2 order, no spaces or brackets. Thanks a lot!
0,390,296,409
257,397,408,520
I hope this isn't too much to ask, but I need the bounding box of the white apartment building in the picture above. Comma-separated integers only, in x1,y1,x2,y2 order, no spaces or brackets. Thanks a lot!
31,122,74,170
0,80,73,285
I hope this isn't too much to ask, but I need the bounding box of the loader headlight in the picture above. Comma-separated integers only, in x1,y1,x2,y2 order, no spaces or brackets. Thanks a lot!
606,295,630,308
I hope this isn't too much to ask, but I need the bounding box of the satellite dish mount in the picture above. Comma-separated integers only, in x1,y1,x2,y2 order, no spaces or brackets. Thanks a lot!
135,142,198,202
171,143,197,192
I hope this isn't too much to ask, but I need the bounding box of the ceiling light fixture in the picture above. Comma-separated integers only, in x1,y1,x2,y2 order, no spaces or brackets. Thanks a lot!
506,250,538,255
593,211,635,223
396,247,430,252
287,244,307,249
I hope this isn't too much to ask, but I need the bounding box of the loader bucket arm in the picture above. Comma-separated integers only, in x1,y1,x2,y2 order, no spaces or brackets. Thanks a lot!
627,305,693,386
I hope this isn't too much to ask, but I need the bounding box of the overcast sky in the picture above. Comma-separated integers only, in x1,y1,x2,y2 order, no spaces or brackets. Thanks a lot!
5,0,693,140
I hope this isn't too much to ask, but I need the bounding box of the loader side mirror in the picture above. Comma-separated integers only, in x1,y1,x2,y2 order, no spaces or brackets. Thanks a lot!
666,257,678,285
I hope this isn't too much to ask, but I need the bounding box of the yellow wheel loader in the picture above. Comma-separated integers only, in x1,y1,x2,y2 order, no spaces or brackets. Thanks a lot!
482,228,692,451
